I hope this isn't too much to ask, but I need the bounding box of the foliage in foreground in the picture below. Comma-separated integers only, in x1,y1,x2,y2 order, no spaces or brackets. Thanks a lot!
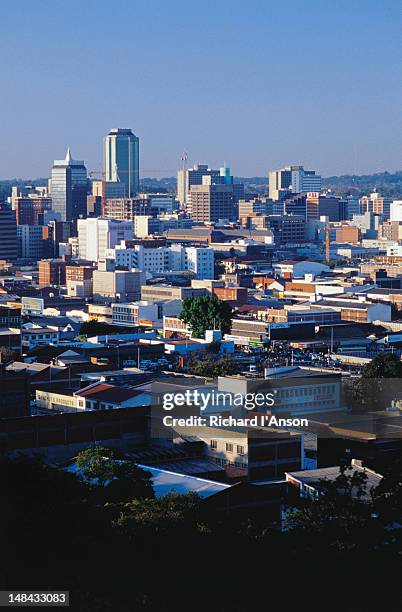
2,453,402,611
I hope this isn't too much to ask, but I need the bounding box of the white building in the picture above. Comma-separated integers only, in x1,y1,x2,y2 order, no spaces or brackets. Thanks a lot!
185,247,214,280
105,241,214,279
269,166,322,200
273,260,330,278
77,218,133,261
93,268,146,302
390,200,402,223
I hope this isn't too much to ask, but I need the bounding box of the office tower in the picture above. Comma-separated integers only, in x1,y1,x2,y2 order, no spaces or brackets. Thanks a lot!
190,182,234,223
0,208,17,260
104,128,139,197
51,148,88,221
268,165,321,200
284,194,308,220
11,185,48,210
177,164,219,207
360,190,391,219
17,225,46,259
92,180,126,199
344,196,360,220
77,218,133,261
239,197,273,218
14,195,52,225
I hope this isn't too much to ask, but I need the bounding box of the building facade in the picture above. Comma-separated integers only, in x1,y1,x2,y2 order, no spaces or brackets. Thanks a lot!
51,148,87,222
103,128,139,197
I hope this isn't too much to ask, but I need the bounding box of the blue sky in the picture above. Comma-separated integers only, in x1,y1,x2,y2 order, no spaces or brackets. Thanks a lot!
1,0,401,178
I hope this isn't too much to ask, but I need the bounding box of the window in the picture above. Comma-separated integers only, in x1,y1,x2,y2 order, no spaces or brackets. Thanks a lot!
226,443,233,453
237,445,245,455
210,439,217,450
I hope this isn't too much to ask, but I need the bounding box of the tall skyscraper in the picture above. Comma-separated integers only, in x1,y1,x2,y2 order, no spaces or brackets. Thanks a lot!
51,148,88,222
103,128,140,197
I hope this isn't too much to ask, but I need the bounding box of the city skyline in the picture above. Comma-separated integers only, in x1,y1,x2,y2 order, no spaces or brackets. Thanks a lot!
1,1,401,179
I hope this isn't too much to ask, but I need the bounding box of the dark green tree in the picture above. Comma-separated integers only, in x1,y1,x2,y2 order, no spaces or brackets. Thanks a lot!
0,346,19,362
188,353,239,378
76,446,154,500
362,352,402,379
180,295,232,339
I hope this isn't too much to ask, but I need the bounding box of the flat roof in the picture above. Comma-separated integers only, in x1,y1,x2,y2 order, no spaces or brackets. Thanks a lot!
132,464,231,498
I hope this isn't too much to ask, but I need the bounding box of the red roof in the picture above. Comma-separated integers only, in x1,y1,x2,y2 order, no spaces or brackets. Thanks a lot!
76,383,140,403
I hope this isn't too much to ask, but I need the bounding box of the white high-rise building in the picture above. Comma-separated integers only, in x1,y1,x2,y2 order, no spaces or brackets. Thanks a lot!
77,218,133,262
390,200,402,222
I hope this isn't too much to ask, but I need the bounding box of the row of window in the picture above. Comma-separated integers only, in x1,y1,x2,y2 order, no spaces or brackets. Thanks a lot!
210,440,245,455
277,384,336,398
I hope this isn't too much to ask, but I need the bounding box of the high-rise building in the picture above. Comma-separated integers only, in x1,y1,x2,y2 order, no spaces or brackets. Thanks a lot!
268,165,321,200
177,164,242,213
17,225,47,259
77,218,133,261
189,182,234,223
14,195,52,225
360,191,391,219
104,128,140,197
0,207,17,261
51,148,88,222
177,164,220,207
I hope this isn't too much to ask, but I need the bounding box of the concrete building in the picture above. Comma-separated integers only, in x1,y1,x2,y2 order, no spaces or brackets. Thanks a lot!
335,225,360,244
21,327,60,351
185,247,214,279
17,225,46,259
390,200,402,222
273,260,330,279
77,218,133,261
268,165,321,200
0,207,17,261
104,128,139,197
106,242,214,279
267,216,305,245
190,183,234,222
141,285,207,302
66,265,94,298
50,148,87,222
177,163,222,207
92,268,146,302
360,191,391,219
38,259,66,287
379,221,402,242
14,195,52,225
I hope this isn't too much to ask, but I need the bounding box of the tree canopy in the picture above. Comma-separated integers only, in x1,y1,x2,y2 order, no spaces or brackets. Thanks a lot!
76,445,154,501
347,353,402,412
180,295,232,339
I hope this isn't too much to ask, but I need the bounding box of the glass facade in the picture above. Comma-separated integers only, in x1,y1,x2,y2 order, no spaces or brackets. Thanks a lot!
51,150,87,222
104,128,139,198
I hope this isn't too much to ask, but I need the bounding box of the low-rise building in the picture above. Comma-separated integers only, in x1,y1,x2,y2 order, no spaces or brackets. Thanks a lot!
21,327,60,351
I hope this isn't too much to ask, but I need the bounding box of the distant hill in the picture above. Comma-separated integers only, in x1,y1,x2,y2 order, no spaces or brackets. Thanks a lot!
322,171,402,198
2,170,402,201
